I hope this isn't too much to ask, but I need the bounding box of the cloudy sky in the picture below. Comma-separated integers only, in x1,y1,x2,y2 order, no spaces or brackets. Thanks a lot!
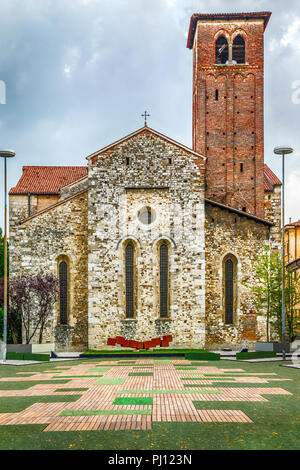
0,0,300,228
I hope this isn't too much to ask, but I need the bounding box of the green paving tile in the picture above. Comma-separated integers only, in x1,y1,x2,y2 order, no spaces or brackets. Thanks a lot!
0,395,82,413
0,380,71,390
133,365,154,368
52,375,103,378
190,362,208,365
60,409,152,416
187,382,289,389
95,378,126,385
16,372,35,375
113,397,153,405
128,372,153,376
118,389,221,394
176,367,197,370
87,367,111,373
39,371,64,374
55,388,89,392
180,377,235,381
183,383,232,388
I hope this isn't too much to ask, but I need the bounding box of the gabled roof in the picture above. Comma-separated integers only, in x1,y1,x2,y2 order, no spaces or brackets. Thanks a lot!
187,11,272,49
9,166,88,195
86,125,206,164
285,220,300,228
264,164,282,192
205,198,273,226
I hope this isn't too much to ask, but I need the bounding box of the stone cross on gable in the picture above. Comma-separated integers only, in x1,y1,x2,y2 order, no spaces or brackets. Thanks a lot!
141,111,150,126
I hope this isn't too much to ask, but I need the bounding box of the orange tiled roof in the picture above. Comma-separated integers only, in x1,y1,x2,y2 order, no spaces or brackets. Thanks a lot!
264,164,281,192
9,166,88,195
285,220,300,228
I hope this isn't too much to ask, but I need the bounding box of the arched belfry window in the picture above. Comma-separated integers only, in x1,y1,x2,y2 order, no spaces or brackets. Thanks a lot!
233,35,245,64
223,255,237,324
160,243,169,318
125,242,135,318
59,260,68,325
215,36,229,64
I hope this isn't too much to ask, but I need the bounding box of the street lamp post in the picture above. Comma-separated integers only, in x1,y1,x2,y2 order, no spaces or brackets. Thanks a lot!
0,150,16,363
273,146,293,361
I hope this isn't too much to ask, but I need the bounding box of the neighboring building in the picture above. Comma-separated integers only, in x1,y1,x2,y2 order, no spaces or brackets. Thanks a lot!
284,220,300,334
9,11,282,351
285,220,300,272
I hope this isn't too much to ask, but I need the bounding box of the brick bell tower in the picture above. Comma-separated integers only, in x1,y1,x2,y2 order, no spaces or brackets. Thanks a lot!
187,12,272,218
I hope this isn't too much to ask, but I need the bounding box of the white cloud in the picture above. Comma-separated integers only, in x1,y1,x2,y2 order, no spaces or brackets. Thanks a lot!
269,17,300,53
280,17,300,49
63,64,71,76
63,47,81,77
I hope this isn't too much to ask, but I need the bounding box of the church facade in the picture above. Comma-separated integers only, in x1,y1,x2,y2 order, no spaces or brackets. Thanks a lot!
9,12,282,351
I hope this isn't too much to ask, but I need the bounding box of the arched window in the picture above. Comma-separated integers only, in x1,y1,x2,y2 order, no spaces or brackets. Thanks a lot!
233,35,245,64
215,36,229,64
125,242,135,318
224,255,237,324
59,260,68,325
160,243,169,318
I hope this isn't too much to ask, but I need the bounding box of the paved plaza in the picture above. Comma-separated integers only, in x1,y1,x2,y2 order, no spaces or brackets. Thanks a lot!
0,359,295,435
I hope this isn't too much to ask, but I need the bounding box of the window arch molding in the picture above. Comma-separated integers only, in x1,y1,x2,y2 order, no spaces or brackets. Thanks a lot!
151,235,176,249
221,253,239,325
214,29,230,43
231,28,247,43
56,254,71,325
116,235,141,251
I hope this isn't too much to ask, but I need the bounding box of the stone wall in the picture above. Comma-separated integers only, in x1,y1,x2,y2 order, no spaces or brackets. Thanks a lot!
9,191,88,351
264,185,282,251
59,177,88,200
87,128,206,349
9,194,59,226
205,201,271,350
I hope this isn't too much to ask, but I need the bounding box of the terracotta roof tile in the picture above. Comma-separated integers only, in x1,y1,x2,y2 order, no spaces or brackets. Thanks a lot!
264,164,282,186
285,220,300,228
9,166,88,195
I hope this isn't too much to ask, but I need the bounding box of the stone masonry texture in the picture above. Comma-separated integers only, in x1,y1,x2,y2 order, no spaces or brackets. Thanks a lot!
87,129,206,349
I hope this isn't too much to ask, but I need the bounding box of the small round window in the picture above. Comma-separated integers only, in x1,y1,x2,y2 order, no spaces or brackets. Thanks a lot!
138,206,155,225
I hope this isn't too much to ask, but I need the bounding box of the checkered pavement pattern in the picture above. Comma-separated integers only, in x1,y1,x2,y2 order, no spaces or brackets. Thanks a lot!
0,359,292,431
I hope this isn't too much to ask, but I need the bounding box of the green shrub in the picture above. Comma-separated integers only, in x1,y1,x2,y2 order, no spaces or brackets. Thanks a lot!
236,351,276,360
6,352,50,362
23,353,50,362
81,348,208,356
185,352,220,361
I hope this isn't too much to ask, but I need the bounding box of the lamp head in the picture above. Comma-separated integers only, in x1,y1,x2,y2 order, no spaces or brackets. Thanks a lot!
274,146,293,155
0,149,15,159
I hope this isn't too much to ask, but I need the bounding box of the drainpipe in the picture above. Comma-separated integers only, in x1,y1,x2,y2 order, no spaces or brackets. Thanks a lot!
28,193,31,217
